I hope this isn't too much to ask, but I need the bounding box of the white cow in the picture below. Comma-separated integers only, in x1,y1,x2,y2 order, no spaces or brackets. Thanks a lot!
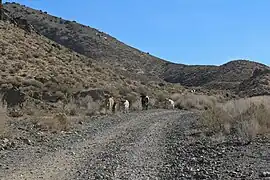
124,99,130,113
106,96,114,114
166,98,175,109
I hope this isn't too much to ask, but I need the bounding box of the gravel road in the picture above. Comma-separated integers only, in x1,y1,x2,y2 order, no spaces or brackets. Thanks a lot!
0,109,269,180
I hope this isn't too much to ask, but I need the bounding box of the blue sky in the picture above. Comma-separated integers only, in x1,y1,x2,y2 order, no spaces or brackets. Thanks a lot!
3,0,270,65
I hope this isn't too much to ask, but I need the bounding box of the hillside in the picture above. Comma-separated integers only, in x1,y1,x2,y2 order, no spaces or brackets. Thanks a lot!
0,19,183,113
165,60,269,90
0,20,124,101
3,2,270,93
3,2,170,80
238,68,270,97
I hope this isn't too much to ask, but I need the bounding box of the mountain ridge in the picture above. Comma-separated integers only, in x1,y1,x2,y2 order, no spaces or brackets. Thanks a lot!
3,2,270,95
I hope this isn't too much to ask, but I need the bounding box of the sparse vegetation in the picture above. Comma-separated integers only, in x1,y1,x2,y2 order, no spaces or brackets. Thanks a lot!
62,98,78,116
1,2,250,93
0,20,157,112
53,113,69,131
85,97,101,116
171,93,217,111
201,96,270,140
126,92,137,106
130,99,142,111
5,2,269,92
32,112,70,132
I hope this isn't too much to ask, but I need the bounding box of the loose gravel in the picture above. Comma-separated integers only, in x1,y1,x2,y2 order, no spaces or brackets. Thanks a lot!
0,109,269,180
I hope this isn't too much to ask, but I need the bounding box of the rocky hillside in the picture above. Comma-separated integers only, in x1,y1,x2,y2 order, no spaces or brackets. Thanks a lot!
3,2,270,93
165,60,270,90
3,2,169,80
0,20,124,100
238,68,270,97
0,19,182,111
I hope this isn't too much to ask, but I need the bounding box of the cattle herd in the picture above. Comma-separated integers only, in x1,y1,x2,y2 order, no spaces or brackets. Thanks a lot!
103,94,175,114
1,86,176,114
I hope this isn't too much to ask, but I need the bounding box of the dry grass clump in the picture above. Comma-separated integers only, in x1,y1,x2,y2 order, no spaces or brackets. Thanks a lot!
130,99,142,111
61,97,78,116
86,98,101,116
53,113,70,131
152,91,169,108
156,92,167,102
171,93,217,110
62,96,102,116
126,92,137,106
32,112,70,132
201,96,270,140
118,86,131,96
27,95,102,132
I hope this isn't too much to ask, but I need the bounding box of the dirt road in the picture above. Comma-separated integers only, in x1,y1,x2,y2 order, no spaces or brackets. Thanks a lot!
0,109,269,180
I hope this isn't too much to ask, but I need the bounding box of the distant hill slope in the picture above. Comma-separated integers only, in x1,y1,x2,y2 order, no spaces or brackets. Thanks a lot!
1,18,184,109
238,69,270,97
4,2,270,92
3,2,170,79
164,60,269,90
0,20,126,101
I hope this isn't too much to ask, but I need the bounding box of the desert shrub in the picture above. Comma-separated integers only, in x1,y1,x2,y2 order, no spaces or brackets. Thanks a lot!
118,86,130,96
149,97,156,108
69,108,77,116
53,113,70,131
73,95,101,116
201,105,232,134
201,96,270,141
131,100,142,111
153,92,168,108
156,92,167,102
77,95,93,108
63,97,78,116
170,93,182,101
33,112,70,132
126,92,137,105
86,97,101,116
22,99,36,116
172,93,217,110
234,103,270,137
136,86,147,95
